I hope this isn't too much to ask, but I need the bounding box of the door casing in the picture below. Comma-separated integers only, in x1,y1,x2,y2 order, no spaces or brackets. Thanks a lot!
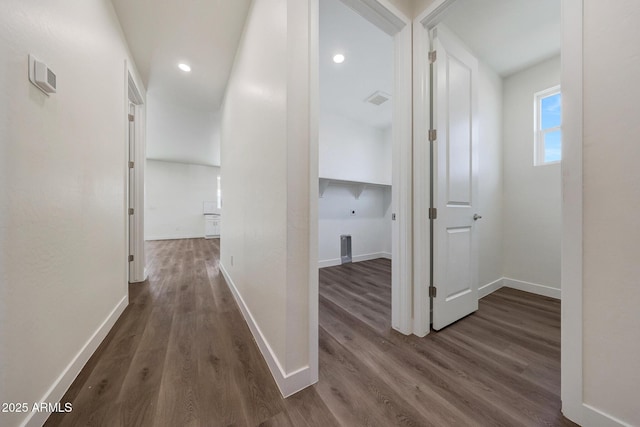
125,64,146,284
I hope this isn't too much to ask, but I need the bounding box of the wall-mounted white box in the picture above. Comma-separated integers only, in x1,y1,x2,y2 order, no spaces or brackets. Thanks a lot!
28,54,57,95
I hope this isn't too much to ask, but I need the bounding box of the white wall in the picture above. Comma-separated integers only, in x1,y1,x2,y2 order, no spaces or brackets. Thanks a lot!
319,111,392,185
146,91,221,166
0,1,143,426
318,112,392,266
318,185,391,266
145,160,219,240
477,62,504,290
582,1,640,425
502,56,561,290
220,0,315,396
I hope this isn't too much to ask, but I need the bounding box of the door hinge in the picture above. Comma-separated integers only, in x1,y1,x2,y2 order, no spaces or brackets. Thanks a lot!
128,114,134,122
429,286,437,298
128,255,134,262
129,161,134,169
129,208,134,215
429,50,437,63
429,207,437,220
428,129,437,142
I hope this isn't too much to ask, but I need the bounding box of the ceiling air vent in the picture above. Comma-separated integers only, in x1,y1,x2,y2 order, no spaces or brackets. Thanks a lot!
364,91,391,106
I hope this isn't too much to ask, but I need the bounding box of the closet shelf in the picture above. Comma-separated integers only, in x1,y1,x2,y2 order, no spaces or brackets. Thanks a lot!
319,177,391,199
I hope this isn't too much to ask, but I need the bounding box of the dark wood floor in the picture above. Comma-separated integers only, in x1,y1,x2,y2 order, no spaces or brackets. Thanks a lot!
46,239,576,426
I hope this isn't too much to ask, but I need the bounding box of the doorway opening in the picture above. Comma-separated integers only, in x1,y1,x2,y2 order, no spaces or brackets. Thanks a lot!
318,0,394,333
423,0,562,331
127,70,146,284
316,0,412,336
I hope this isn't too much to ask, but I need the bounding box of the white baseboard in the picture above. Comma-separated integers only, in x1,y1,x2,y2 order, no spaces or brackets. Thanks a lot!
479,278,504,299
219,263,313,397
145,234,203,241
582,403,632,427
22,296,128,427
318,252,392,269
318,258,341,268
503,277,561,299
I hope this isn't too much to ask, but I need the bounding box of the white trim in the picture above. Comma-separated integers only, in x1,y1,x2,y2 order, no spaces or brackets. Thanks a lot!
145,235,205,241
478,278,504,299
582,404,632,427
127,74,143,104
318,252,392,269
479,278,562,300
22,296,128,427
340,0,406,35
220,263,313,397
318,258,341,268
561,0,583,424
125,62,147,284
308,0,320,388
387,3,413,336
412,8,431,338
417,0,457,29
503,278,561,300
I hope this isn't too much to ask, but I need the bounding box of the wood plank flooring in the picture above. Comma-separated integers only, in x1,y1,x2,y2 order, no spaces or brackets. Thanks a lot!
45,239,577,426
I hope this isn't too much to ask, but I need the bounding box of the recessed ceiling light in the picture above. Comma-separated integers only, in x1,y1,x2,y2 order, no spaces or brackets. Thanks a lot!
333,54,345,64
178,63,191,72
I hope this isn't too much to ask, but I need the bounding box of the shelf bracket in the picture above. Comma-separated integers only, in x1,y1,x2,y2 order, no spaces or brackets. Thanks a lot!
353,183,366,200
319,179,330,198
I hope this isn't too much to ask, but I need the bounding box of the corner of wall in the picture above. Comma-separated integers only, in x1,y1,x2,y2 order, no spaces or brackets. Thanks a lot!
478,278,504,299
219,263,314,397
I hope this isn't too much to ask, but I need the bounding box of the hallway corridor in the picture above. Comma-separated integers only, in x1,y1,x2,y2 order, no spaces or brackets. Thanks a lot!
46,239,574,426
45,239,318,426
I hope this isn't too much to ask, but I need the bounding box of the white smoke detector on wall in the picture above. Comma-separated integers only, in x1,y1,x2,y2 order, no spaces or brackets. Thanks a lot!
28,54,57,95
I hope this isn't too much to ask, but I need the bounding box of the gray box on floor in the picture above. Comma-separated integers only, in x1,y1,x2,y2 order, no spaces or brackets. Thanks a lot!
341,235,352,264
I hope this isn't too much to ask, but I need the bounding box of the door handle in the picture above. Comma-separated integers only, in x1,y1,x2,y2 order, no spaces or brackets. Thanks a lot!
473,214,482,221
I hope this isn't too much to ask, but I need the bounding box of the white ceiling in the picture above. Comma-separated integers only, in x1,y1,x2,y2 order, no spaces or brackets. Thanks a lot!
441,0,561,77
111,0,250,165
111,0,558,164
320,0,393,129
111,0,250,110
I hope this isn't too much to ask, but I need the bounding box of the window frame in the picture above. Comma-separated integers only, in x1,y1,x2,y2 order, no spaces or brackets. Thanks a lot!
534,85,562,166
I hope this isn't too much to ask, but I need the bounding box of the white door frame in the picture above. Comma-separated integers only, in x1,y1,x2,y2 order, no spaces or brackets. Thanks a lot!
316,0,414,334
125,61,147,284
414,0,585,423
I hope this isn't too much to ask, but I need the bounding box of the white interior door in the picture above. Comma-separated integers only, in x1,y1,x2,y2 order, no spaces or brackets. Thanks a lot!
431,25,479,330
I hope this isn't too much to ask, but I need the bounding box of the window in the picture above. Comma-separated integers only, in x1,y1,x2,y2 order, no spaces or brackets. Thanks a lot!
534,86,562,165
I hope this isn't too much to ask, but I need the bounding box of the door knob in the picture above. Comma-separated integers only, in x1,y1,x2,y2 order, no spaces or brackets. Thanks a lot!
473,214,482,221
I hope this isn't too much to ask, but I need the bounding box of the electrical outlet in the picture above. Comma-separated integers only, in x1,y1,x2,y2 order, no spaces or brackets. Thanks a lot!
350,209,356,216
